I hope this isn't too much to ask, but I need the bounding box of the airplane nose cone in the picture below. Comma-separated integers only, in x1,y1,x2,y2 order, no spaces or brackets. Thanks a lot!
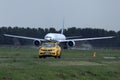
45,37,51,41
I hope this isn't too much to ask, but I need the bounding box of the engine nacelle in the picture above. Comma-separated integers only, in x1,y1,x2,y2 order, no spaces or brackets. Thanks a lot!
33,40,41,46
67,41,75,47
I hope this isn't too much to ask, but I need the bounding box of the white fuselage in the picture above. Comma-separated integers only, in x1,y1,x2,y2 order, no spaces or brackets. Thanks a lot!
44,33,66,41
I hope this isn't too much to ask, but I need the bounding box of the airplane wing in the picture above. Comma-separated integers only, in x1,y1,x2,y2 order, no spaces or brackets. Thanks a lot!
59,36,115,42
3,34,45,41
66,36,82,39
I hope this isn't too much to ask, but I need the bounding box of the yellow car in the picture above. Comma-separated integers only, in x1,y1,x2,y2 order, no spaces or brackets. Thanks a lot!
39,42,61,58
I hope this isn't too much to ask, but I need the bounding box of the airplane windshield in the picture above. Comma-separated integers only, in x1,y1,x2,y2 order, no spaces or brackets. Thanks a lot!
42,43,55,48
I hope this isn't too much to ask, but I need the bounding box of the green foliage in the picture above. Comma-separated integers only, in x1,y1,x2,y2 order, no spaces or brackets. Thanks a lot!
0,26,119,47
0,46,120,80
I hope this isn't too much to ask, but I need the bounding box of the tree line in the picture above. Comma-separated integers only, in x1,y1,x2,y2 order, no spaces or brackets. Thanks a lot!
0,26,120,48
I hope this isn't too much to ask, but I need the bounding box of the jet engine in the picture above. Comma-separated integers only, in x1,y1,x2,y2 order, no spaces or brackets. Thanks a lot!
33,40,41,46
67,41,75,47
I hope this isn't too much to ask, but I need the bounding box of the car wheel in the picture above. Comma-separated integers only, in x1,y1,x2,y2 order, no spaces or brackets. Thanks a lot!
39,56,42,58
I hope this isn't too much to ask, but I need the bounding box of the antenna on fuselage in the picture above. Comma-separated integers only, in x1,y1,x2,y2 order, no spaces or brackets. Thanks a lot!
61,19,64,34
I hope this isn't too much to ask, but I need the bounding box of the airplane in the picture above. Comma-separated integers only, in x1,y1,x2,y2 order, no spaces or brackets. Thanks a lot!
3,28,114,49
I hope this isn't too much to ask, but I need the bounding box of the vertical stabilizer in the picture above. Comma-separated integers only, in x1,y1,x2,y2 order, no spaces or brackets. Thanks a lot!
61,19,64,34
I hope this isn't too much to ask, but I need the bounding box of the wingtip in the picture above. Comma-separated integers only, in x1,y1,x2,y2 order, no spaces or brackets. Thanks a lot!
3,34,7,36
3,34,6,36
111,36,115,38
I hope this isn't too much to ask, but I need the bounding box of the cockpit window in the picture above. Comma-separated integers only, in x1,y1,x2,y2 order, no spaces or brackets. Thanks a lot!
45,36,52,38
42,43,55,48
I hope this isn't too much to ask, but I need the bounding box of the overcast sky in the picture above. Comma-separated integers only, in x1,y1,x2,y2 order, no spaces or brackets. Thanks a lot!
0,0,120,31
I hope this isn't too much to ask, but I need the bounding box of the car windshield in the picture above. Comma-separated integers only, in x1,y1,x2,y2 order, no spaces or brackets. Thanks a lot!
42,43,55,48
